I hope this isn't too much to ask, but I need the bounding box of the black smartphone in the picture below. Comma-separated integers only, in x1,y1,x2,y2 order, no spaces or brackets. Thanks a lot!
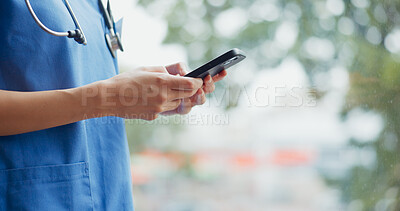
185,48,246,79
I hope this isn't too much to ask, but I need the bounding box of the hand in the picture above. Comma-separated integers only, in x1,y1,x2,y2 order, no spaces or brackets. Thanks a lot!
94,66,203,120
161,62,228,115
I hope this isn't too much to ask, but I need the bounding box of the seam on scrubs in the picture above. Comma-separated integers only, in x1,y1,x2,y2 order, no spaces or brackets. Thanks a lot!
1,174,87,186
81,120,95,211
0,162,88,185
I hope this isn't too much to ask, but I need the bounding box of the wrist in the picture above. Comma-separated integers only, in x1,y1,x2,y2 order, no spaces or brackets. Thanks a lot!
69,81,109,120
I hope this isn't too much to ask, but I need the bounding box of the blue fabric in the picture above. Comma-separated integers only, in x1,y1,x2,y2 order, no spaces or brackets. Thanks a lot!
0,0,134,210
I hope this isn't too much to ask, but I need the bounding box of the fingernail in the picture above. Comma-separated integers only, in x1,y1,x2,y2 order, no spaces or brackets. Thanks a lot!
177,103,183,112
196,95,202,104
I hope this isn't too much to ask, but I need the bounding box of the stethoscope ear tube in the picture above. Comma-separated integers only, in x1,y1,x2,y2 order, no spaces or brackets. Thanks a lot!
99,0,124,57
24,0,87,45
64,0,86,45
68,29,86,45
24,0,123,57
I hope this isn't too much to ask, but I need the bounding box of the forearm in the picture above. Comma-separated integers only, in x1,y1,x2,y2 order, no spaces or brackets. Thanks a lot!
0,82,103,136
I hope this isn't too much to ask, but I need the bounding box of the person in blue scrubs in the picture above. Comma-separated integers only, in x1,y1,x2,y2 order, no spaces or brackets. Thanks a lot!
0,0,226,210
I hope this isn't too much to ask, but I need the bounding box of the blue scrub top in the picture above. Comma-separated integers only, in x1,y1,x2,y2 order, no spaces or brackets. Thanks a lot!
0,0,134,210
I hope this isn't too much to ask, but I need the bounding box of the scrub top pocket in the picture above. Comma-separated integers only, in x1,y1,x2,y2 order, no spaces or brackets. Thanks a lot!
0,162,93,211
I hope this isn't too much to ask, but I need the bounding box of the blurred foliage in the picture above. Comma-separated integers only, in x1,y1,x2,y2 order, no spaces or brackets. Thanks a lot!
342,1,400,210
137,0,338,73
134,0,400,209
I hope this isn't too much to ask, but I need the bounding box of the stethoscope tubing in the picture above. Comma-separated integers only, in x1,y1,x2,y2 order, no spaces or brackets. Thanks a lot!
24,0,122,55
98,0,116,37
64,0,86,43
24,0,69,37
24,0,87,45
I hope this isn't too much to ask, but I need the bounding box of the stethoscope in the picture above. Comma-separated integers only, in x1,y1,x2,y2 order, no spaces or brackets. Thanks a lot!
24,0,123,58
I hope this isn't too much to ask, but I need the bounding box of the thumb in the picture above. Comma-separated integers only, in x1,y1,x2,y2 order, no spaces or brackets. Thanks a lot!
165,62,189,76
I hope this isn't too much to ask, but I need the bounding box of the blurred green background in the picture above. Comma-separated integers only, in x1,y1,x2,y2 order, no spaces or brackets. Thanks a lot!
112,0,400,210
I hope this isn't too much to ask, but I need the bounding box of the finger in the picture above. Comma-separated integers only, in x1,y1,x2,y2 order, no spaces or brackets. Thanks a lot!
203,83,215,94
179,90,206,114
202,76,215,94
196,89,206,105
162,99,182,111
167,88,198,100
160,99,189,115
167,75,203,90
212,70,227,82
204,74,212,86
160,109,177,116
176,98,193,115
189,89,206,105
165,62,189,76
162,96,197,115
